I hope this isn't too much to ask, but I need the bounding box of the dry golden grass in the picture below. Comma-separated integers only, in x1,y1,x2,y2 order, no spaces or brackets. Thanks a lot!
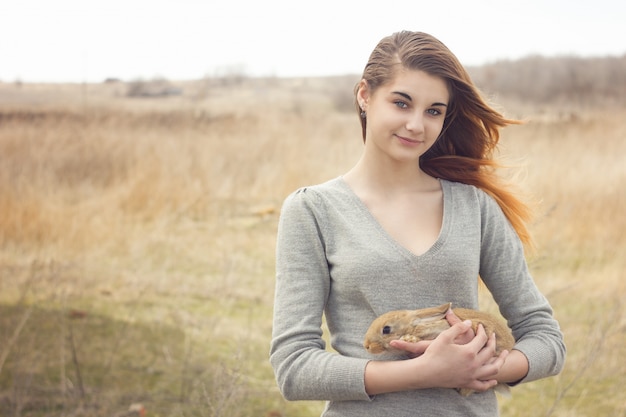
0,78,624,416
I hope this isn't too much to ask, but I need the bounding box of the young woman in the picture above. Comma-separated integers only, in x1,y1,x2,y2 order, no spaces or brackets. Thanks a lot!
270,31,565,416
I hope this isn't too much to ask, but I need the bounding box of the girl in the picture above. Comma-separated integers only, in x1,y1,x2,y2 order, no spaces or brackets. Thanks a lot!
270,31,565,416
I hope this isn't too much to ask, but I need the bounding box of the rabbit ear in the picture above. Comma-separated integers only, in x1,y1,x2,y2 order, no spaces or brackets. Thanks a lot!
410,312,446,326
409,303,451,326
436,302,453,313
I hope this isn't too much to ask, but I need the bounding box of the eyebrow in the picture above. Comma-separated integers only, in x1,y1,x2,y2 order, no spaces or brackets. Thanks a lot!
392,91,448,107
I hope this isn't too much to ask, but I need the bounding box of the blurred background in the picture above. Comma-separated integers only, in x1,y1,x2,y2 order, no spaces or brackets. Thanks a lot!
0,1,625,416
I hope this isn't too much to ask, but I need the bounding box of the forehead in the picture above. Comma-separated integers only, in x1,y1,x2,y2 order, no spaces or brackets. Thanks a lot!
381,68,450,102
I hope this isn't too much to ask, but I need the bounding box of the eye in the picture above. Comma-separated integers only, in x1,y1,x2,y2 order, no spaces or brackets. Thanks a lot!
427,108,442,116
394,100,408,109
382,326,391,335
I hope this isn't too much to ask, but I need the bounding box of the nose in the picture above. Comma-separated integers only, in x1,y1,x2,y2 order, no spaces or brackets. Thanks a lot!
405,111,425,133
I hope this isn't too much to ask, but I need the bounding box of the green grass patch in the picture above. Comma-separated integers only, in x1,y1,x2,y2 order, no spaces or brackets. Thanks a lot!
0,303,285,417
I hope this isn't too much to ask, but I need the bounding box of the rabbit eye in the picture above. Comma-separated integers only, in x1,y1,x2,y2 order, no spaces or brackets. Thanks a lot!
382,326,391,335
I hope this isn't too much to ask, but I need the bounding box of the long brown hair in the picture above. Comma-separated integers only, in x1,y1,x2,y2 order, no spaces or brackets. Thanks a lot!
355,31,533,247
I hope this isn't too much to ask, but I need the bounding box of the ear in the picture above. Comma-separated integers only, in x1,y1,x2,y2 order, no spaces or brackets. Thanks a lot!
411,313,447,326
356,79,370,110
409,305,449,326
436,303,453,314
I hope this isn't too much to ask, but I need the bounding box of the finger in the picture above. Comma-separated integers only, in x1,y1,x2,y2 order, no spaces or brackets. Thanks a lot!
440,319,473,343
389,339,431,355
490,349,509,367
476,331,497,362
467,323,489,349
466,378,499,392
452,319,476,345
476,350,509,380
482,331,497,352
494,349,510,365
484,348,506,365
445,309,463,325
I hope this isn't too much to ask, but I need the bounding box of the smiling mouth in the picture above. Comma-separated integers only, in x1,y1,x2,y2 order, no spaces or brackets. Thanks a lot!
395,134,422,144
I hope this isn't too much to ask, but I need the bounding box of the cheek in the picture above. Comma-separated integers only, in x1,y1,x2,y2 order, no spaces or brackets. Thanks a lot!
364,116,389,138
426,119,445,138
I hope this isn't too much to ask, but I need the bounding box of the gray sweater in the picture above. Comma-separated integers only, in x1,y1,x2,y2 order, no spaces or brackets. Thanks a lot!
270,177,565,417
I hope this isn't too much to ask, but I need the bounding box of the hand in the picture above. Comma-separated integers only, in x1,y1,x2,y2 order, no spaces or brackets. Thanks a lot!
419,320,509,392
388,309,477,357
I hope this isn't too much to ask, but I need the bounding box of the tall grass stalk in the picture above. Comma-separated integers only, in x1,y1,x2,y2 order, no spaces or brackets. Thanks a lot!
0,79,624,416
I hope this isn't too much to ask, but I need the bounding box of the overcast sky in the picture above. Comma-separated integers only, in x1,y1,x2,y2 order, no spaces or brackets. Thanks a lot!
1,0,625,83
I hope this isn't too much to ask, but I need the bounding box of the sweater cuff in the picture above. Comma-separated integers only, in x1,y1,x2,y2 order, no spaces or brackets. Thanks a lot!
512,339,557,384
329,357,372,401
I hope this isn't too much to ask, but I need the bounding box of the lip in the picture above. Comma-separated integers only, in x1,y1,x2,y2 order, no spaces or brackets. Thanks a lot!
395,134,423,145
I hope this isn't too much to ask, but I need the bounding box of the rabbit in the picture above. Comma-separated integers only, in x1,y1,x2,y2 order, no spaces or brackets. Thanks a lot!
363,302,515,396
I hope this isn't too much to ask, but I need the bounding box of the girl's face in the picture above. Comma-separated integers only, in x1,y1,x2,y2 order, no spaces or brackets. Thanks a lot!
358,68,449,165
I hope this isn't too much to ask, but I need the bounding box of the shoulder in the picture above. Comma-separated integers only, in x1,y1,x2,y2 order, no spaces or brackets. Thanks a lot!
441,179,490,206
282,177,349,209
441,179,505,221
279,177,352,220
442,179,498,204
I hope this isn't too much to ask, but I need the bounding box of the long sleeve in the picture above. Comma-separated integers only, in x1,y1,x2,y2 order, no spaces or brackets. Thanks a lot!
269,187,371,401
268,178,564,416
477,189,566,383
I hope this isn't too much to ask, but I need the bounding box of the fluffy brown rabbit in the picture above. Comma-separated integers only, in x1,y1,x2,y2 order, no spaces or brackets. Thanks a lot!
363,302,515,396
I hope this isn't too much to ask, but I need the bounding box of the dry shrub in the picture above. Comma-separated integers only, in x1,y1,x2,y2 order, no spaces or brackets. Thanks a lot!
0,75,625,416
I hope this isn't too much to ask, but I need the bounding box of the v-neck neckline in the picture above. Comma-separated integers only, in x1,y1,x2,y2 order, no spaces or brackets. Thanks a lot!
336,176,451,260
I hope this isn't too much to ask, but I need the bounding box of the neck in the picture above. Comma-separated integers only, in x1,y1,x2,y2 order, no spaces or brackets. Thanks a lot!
344,154,437,196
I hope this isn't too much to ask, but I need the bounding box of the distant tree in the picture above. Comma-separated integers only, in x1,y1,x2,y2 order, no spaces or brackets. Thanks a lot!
126,78,183,98
468,54,626,105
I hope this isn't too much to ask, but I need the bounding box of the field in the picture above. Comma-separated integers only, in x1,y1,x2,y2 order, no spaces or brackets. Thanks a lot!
0,76,625,416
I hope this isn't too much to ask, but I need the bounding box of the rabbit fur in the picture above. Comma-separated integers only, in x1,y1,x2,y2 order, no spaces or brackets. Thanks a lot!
363,302,515,396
